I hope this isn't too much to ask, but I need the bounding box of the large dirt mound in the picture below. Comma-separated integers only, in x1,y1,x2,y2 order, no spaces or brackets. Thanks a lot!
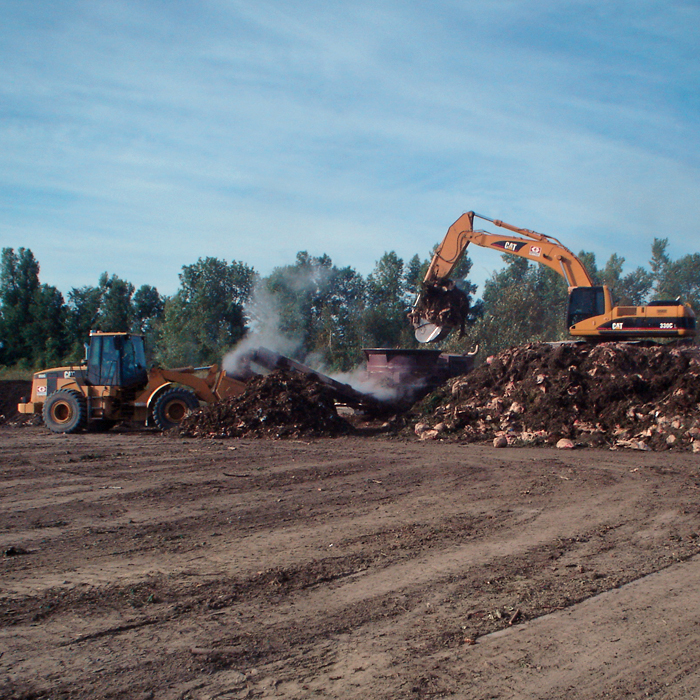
181,370,353,439
0,380,32,425
411,342,700,451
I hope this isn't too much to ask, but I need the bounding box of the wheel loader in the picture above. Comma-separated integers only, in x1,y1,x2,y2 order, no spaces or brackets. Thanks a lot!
17,331,247,433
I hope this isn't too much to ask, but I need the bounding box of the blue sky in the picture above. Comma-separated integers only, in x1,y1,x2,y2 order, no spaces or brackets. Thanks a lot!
2,0,699,297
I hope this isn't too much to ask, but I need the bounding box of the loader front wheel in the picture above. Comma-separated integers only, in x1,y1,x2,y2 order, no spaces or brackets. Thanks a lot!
42,389,87,434
152,389,200,431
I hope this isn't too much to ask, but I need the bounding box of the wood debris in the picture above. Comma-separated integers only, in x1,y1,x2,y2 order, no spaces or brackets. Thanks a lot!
410,342,700,451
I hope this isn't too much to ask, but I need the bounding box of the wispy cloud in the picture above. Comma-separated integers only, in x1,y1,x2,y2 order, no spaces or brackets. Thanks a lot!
1,0,698,297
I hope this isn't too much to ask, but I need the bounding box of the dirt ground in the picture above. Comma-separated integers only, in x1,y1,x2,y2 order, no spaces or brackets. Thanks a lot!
2,425,700,699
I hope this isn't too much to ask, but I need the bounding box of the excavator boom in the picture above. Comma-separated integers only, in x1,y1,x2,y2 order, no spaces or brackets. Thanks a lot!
422,211,593,287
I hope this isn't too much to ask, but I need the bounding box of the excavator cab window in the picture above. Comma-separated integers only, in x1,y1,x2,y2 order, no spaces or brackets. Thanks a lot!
567,286,607,327
86,335,148,387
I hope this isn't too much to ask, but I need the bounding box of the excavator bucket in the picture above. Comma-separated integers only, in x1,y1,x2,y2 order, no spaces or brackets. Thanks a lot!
409,282,470,343
413,320,451,343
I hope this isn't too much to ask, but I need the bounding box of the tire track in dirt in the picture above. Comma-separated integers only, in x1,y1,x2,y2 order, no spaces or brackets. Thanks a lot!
2,430,700,699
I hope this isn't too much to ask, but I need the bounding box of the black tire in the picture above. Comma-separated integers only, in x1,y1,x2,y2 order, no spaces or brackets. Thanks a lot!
152,388,200,430
42,389,87,434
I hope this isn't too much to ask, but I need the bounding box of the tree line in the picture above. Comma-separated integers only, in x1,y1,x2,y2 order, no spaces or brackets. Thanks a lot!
1,238,697,374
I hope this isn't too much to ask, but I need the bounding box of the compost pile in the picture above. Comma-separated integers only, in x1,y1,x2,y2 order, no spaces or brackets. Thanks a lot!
412,342,700,451
0,380,33,425
180,370,353,439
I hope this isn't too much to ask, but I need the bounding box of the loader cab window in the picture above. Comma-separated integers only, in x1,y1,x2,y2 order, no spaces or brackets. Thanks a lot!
87,335,120,386
86,335,147,387
567,286,607,327
120,336,148,386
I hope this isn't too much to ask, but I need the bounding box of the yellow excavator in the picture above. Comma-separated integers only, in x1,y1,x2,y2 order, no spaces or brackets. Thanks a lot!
409,211,696,343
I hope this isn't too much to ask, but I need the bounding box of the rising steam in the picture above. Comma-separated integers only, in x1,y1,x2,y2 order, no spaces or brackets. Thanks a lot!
222,282,300,377
222,276,404,403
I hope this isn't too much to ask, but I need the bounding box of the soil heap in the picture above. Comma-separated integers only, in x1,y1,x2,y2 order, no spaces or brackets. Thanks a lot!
0,380,32,425
411,342,700,451
180,370,353,439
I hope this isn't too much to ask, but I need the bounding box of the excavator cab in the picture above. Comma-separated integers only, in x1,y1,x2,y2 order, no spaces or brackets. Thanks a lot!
566,286,609,327
86,333,148,388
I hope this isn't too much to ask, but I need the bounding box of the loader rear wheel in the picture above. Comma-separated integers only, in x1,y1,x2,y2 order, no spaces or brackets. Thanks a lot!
152,388,200,431
42,389,87,434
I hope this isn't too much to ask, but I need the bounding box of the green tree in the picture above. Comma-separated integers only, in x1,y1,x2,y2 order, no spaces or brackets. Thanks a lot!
461,256,568,356
0,248,72,367
65,285,102,359
264,252,333,355
650,238,671,284
157,257,255,367
403,254,426,299
262,252,365,370
131,284,165,363
96,273,135,332
0,247,40,365
615,267,653,306
132,285,164,332
648,238,700,309
314,265,366,370
577,251,652,305
363,251,412,348
28,284,67,367
655,254,700,310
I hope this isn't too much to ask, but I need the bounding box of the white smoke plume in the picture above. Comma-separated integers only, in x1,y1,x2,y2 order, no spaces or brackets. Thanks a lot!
222,282,300,377
327,365,405,403
223,258,333,377
222,271,414,405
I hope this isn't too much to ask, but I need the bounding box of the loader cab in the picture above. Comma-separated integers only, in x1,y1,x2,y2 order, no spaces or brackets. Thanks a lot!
86,333,148,387
567,286,610,327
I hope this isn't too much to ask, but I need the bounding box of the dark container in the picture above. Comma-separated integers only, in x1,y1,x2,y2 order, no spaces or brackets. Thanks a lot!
363,348,475,403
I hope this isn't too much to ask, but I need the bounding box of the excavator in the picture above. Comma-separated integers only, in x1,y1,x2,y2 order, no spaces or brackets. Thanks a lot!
409,211,696,343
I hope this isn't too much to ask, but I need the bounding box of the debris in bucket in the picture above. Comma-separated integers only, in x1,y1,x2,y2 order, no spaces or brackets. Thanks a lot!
409,342,700,450
180,370,353,439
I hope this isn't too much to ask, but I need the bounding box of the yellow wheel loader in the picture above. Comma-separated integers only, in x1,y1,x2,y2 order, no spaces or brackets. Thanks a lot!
18,331,247,434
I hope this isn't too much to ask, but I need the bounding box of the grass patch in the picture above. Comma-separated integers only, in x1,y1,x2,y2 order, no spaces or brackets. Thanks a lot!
0,365,33,381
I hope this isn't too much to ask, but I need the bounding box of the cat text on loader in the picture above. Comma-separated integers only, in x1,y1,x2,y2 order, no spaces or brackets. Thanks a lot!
17,331,247,434
408,211,696,343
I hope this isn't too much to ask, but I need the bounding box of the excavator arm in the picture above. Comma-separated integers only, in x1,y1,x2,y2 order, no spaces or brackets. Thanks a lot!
410,211,594,342
424,211,593,286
